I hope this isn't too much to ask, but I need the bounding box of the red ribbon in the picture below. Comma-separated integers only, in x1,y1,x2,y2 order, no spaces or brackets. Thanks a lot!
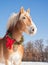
6,35,15,49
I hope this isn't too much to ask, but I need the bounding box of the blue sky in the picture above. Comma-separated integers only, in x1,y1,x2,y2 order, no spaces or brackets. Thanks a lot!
0,0,48,45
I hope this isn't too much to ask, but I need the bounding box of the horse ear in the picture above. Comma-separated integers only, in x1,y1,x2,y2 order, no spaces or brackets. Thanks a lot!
20,7,24,14
27,8,30,13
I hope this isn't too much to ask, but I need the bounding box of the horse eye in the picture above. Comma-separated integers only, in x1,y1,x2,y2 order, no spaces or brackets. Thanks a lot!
22,17,26,19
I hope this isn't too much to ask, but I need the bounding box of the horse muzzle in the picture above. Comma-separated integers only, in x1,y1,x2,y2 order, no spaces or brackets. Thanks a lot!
29,26,37,35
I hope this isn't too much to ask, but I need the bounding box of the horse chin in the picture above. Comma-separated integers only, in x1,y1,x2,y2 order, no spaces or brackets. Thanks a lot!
29,33,36,36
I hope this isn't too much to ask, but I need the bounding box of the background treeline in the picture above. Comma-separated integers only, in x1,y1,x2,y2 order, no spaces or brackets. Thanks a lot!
22,39,48,62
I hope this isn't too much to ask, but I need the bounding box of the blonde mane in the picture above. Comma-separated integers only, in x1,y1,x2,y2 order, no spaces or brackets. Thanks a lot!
7,13,19,31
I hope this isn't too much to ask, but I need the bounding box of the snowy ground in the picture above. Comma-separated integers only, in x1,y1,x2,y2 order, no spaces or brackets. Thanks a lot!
21,62,48,65
0,62,48,65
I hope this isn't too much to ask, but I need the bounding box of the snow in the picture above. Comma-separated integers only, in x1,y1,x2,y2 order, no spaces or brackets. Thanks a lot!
21,62,48,65
0,62,48,65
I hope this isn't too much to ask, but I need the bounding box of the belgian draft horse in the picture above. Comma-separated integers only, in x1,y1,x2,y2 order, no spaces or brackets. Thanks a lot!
0,7,37,65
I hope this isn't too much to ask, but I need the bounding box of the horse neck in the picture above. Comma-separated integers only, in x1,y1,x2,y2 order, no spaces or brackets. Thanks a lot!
12,29,22,42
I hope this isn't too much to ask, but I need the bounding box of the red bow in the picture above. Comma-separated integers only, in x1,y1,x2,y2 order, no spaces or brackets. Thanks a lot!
6,35,15,49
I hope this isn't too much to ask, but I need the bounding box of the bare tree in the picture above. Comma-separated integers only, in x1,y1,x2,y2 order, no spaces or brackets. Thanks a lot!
44,46,48,62
23,41,35,61
34,39,44,61
23,39,48,62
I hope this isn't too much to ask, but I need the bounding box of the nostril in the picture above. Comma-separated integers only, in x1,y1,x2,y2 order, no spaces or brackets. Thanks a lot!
32,28,34,31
